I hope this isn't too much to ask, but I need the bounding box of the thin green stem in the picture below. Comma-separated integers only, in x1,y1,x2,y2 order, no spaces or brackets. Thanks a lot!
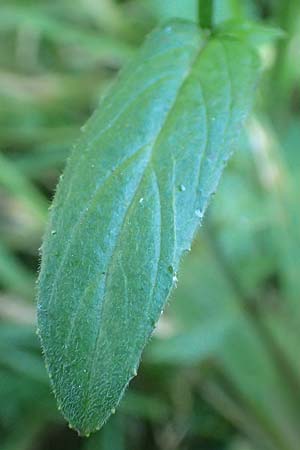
198,0,214,29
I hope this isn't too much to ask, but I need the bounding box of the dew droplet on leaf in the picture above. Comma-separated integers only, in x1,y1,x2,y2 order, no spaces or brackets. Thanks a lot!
195,209,203,218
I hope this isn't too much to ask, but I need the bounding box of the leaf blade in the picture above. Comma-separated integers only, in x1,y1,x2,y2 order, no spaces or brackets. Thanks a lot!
38,20,260,434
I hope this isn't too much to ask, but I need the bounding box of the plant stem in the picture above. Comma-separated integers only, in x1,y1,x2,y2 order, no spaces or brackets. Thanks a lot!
198,0,214,29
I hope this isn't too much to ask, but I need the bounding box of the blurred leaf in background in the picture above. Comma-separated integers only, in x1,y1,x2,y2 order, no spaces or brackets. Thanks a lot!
1,0,300,449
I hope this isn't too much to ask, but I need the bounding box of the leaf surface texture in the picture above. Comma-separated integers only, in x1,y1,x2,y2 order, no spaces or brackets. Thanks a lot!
38,20,260,434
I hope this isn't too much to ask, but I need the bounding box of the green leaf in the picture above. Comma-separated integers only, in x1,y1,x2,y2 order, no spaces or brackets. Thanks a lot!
38,19,260,435
0,5,134,64
0,240,35,299
146,319,233,365
215,20,285,49
0,152,48,224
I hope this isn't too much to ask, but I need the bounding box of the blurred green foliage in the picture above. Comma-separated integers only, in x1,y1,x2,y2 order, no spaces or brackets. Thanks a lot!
0,0,299,449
